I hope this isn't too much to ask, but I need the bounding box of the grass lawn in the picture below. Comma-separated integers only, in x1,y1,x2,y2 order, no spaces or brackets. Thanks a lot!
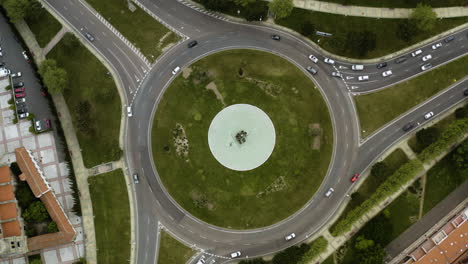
423,140,468,214
315,0,467,8
152,49,333,229
47,34,121,168
24,5,62,48
157,231,195,264
276,9,467,59
88,169,130,264
355,55,468,138
85,0,179,62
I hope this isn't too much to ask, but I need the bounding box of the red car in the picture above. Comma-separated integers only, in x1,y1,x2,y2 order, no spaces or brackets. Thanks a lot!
14,87,25,93
15,92,25,98
44,119,51,129
351,173,360,182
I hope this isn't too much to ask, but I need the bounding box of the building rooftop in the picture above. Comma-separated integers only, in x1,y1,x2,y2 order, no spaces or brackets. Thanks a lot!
1,221,21,237
0,185,15,202
15,148,50,198
0,166,11,184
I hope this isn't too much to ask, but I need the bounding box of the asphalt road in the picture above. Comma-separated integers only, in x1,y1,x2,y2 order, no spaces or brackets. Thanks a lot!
39,0,468,263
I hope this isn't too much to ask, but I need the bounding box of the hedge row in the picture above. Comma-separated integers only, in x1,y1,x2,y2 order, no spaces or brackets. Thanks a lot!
330,159,423,236
298,236,328,264
418,118,468,162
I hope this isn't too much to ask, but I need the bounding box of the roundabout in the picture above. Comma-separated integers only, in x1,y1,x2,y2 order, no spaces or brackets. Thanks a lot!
151,49,334,229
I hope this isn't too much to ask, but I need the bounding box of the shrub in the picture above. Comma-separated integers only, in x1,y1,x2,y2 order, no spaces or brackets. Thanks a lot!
5,85,11,90
298,236,328,264
23,201,50,223
416,127,439,149
272,244,310,264
47,221,59,233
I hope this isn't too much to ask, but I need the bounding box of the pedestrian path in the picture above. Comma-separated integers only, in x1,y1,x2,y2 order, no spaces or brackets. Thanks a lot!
290,0,468,18
43,26,69,55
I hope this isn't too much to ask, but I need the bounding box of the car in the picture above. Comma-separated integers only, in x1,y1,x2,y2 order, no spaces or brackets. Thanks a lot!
0,51,3,57
358,75,369,81
133,173,139,184
324,57,335,65
351,65,364,71
0,62,4,67
22,51,29,61
35,120,42,132
422,54,432,62
395,56,407,64
230,251,241,258
15,98,25,104
285,233,296,241
44,119,51,129
271,34,280,41
402,122,415,132
424,111,434,120
196,258,206,264
17,107,27,115
464,89,468,96
325,188,334,197
13,82,24,88
18,112,29,119
306,66,318,75
308,55,318,63
187,40,198,48
127,106,132,117
411,49,423,57
331,71,341,78
172,66,180,75
444,36,455,43
40,88,48,97
382,70,392,77
11,72,22,78
376,62,387,69
421,63,432,71
14,93,25,98
351,173,360,182
431,43,442,50
14,87,25,93
84,32,95,42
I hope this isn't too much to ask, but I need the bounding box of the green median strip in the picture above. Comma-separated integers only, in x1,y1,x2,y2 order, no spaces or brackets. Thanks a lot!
89,169,130,264
85,0,180,62
355,55,468,138
158,231,195,264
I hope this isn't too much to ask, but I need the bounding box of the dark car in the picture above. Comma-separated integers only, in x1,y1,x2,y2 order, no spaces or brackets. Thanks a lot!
13,82,24,88
395,56,407,64
84,32,95,42
0,62,5,67
376,62,387,69
271,35,281,41
444,35,455,43
464,89,468,96
402,122,415,132
187,40,198,48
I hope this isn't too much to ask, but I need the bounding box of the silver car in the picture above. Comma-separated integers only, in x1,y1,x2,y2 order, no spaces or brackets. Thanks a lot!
325,188,334,197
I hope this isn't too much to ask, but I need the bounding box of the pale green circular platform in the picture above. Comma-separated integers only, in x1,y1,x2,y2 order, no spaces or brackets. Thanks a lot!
208,104,276,171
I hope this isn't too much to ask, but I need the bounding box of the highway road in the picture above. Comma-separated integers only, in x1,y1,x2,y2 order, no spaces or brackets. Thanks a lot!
39,0,467,263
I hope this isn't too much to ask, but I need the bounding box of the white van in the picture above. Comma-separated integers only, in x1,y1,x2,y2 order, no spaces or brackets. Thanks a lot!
351,64,364,71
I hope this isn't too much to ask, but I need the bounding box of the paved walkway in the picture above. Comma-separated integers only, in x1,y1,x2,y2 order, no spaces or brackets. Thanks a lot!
15,20,98,264
43,26,69,55
290,0,468,18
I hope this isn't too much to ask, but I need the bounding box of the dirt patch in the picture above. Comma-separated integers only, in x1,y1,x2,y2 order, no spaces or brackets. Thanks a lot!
309,123,322,150
172,123,189,157
190,190,215,210
256,176,287,198
244,77,282,97
205,81,226,106
182,67,192,79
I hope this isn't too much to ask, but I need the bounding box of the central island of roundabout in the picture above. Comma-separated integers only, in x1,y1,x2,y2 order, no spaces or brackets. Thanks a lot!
151,49,333,229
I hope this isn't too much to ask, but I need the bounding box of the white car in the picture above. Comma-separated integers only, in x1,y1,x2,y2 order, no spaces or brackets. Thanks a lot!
382,70,392,77
331,72,341,78
324,57,335,65
424,111,434,120
172,66,180,75
325,188,334,197
421,63,432,71
127,106,133,117
11,72,22,78
230,251,241,258
285,233,296,241
422,54,432,62
411,49,422,57
308,55,318,63
35,120,42,132
22,51,29,61
0,51,3,57
358,75,369,81
16,98,26,104
431,43,442,50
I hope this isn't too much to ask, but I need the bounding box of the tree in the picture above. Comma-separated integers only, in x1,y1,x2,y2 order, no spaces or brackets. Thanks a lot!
39,59,68,94
26,0,43,20
269,0,294,19
356,243,385,264
371,162,390,179
416,127,439,149
454,106,468,119
396,20,418,42
355,236,375,250
242,1,268,21
272,244,310,264
239,259,267,264
234,0,255,7
410,3,437,32
3,0,29,22
15,183,35,210
300,21,315,37
23,201,49,222
452,140,467,170
62,33,80,49
47,221,59,233
203,0,226,10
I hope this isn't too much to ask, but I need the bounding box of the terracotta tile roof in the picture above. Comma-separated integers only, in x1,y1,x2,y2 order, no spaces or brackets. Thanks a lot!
14,147,76,250
0,203,18,220
15,148,50,198
0,166,10,184
0,185,15,202
1,221,21,237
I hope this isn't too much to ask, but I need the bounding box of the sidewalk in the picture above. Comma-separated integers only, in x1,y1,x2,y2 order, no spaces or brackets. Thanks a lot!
43,26,69,55
14,20,98,264
291,0,468,18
